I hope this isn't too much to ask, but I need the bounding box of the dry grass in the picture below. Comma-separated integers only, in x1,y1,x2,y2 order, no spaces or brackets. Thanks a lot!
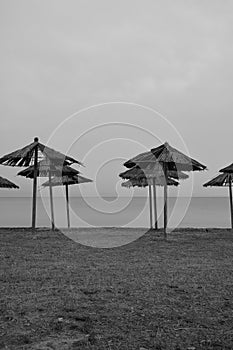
1,227,233,349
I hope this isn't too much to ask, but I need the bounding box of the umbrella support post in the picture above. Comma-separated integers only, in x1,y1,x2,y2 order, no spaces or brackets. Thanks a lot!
32,139,38,230
149,185,153,229
65,183,70,228
49,171,55,231
153,179,158,230
229,175,233,229
163,165,168,239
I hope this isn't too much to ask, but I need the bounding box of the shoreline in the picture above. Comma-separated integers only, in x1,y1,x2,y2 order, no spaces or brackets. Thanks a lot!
0,226,232,231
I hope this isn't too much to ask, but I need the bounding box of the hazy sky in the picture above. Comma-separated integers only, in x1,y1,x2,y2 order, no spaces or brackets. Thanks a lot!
0,0,233,197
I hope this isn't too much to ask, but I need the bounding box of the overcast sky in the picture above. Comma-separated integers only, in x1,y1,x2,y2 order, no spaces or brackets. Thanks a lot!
0,0,232,197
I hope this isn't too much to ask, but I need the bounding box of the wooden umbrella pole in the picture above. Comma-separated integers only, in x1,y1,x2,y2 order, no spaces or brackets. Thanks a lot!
229,175,233,229
153,178,158,230
32,137,38,229
163,164,168,239
149,185,153,229
65,183,70,228
49,169,55,230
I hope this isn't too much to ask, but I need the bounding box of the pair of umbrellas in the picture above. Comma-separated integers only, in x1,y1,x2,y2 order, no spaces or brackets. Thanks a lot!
41,174,92,228
120,165,185,230
204,163,233,229
17,159,92,229
121,142,206,238
0,138,92,229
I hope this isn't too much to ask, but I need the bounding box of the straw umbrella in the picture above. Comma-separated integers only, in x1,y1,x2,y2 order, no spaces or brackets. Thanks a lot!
142,164,188,230
0,176,19,189
17,159,80,230
0,137,82,229
124,142,206,238
204,167,233,229
120,164,188,230
219,164,233,228
121,176,179,229
42,174,92,228
220,164,233,228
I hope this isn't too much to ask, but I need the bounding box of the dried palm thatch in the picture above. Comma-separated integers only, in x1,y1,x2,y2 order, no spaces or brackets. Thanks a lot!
17,161,80,178
122,178,147,188
121,176,179,188
122,142,206,238
119,165,188,181
204,171,233,229
42,175,92,187
0,176,19,189
143,164,189,180
0,138,82,167
42,175,92,228
220,163,233,173
124,142,206,172
203,173,231,187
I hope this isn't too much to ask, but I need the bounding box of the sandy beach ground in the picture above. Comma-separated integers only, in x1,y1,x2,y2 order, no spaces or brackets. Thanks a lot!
1,227,233,349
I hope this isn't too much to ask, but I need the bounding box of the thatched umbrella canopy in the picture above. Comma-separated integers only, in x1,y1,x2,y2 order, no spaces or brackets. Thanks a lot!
0,137,82,229
122,177,179,187
203,173,230,187
17,160,81,230
218,163,233,229
122,178,147,188
220,163,233,173
42,175,92,187
17,160,80,178
0,176,19,189
204,170,233,229
119,165,189,180
121,174,179,230
42,175,92,228
123,142,206,238
124,142,206,171
0,138,82,167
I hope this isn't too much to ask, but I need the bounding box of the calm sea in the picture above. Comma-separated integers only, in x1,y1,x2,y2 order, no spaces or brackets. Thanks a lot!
0,196,230,229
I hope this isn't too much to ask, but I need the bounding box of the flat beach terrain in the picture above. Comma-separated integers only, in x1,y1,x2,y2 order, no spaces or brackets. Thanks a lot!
1,227,233,349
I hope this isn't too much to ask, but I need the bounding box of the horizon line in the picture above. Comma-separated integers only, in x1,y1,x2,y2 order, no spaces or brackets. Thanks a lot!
0,195,230,198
